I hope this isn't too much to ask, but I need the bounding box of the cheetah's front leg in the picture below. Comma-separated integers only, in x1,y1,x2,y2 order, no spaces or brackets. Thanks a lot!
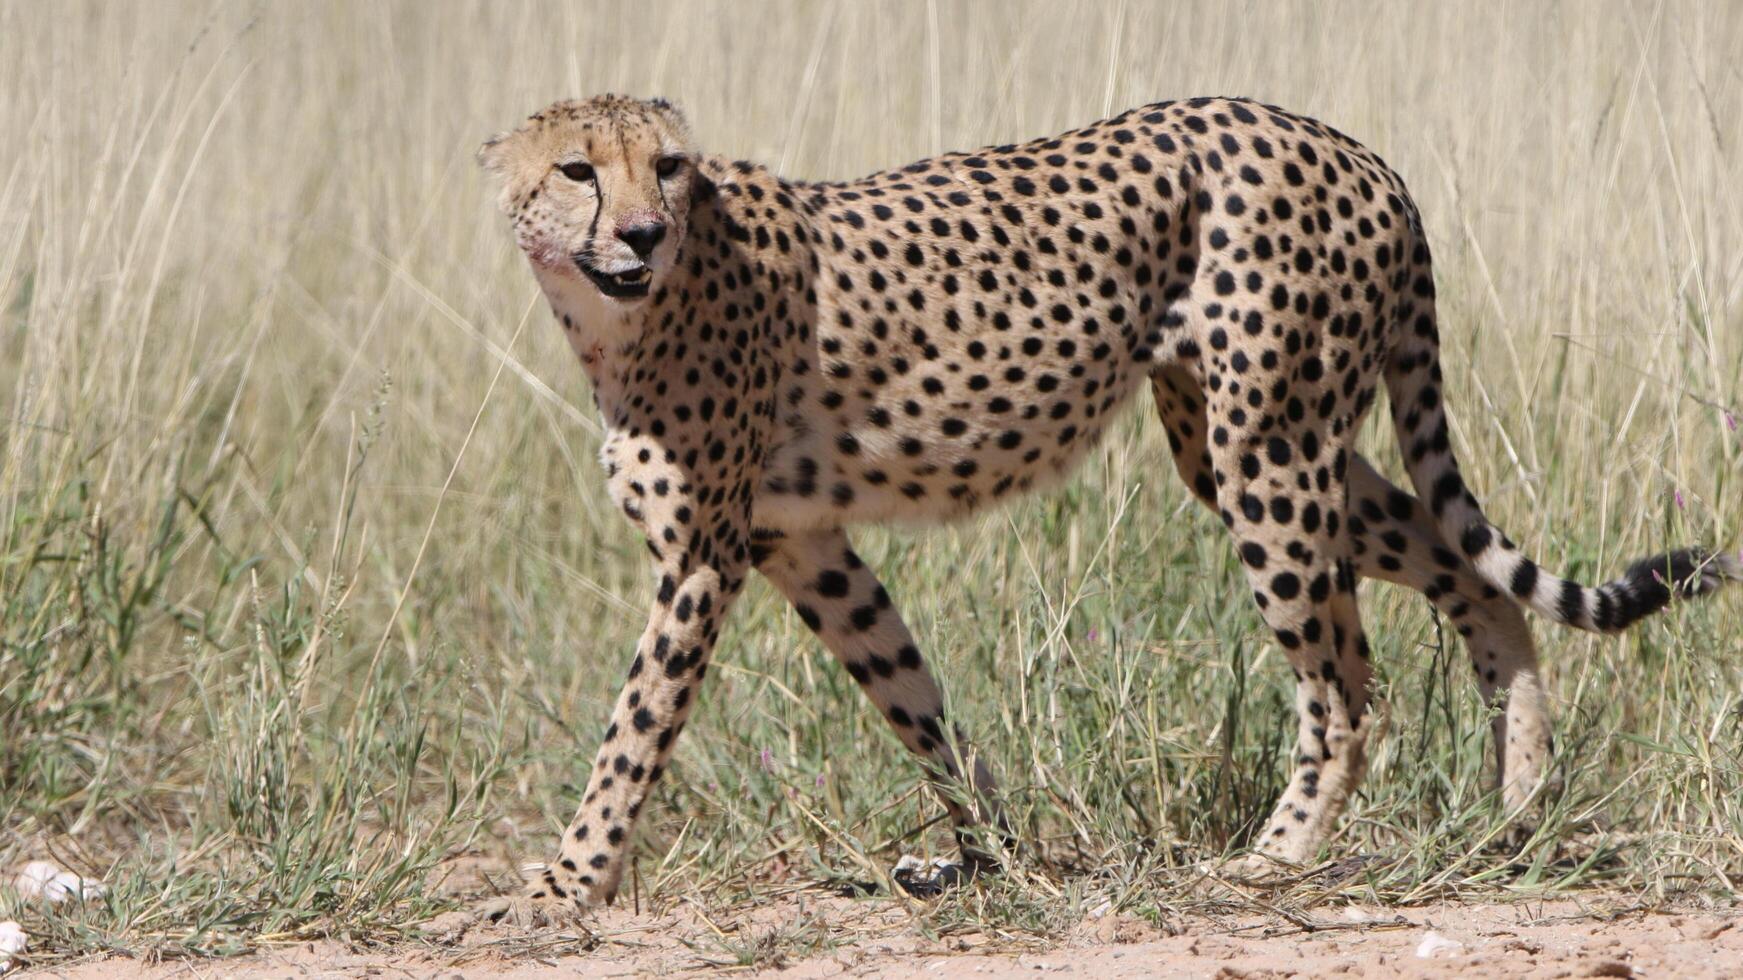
756,530,1007,891
489,542,747,921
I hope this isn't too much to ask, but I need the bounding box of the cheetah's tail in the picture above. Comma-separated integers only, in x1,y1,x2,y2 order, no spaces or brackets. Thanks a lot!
1383,320,1739,634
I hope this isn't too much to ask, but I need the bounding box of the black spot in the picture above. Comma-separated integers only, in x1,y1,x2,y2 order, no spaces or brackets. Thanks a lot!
1240,542,1268,568
816,570,850,598
1240,494,1265,523
1459,523,1491,557
1271,572,1302,600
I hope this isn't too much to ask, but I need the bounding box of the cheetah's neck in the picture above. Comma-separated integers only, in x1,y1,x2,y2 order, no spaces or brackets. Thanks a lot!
535,263,649,410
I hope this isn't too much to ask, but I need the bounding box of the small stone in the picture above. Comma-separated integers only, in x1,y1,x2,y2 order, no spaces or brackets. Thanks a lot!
13,861,105,904
0,921,25,974
1415,931,1462,959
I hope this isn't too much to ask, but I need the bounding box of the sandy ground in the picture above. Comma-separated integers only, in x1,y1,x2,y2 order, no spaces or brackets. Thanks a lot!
26,893,1743,979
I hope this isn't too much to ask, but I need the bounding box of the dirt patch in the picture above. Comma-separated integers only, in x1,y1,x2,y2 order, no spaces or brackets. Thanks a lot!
28,896,1743,978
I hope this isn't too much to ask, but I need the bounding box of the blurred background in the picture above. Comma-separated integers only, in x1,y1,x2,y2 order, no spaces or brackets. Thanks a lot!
2,0,1740,955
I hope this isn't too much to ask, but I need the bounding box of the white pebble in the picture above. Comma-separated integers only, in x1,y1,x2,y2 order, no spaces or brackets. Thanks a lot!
1415,930,1463,958
0,920,26,974
14,861,106,904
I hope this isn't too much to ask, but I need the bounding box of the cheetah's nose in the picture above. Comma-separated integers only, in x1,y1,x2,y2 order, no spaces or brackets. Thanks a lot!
616,221,666,260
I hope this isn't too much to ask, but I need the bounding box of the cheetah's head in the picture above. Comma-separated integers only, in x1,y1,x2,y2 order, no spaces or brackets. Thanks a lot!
481,95,697,305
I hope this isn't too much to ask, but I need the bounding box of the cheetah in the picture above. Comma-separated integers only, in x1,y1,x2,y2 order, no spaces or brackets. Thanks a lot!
477,93,1738,917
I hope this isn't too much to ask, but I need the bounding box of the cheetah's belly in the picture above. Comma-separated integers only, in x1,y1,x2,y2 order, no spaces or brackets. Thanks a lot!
753,365,1155,532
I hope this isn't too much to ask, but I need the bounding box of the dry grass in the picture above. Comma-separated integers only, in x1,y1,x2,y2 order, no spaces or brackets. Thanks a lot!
2,0,1740,967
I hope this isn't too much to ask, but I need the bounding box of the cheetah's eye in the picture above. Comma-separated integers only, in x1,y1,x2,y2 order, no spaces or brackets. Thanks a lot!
558,161,595,182
655,156,684,178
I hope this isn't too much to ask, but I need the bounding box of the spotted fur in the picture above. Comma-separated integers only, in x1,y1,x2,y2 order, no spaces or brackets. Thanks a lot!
479,94,1738,909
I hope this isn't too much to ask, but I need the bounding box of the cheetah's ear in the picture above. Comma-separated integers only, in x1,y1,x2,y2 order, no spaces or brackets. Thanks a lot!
477,132,513,177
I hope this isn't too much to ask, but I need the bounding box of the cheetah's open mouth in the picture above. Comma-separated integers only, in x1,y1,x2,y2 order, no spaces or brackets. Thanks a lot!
575,257,653,299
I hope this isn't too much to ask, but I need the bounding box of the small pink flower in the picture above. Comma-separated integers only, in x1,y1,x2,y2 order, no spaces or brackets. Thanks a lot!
1087,628,1100,642
759,748,776,773
815,773,826,788
1727,411,1738,433
1674,489,1686,510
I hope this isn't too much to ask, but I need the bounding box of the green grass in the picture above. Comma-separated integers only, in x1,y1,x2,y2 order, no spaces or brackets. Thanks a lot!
2,0,1741,967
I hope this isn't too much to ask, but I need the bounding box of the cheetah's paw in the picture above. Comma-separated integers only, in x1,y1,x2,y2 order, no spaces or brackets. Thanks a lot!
471,890,590,930
432,865,595,941
890,855,975,897
1216,851,1302,886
